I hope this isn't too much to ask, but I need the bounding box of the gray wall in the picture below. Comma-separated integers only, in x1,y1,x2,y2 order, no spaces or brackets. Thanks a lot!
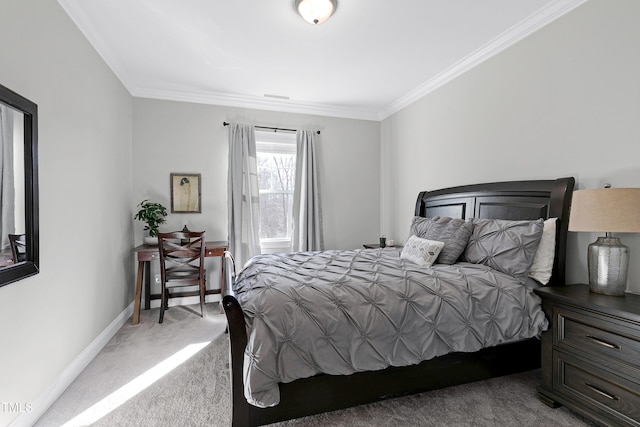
381,0,640,293
133,98,381,255
132,99,381,300
0,1,134,425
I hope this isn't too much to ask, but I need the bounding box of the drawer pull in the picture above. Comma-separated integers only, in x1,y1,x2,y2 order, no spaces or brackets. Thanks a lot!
585,335,620,350
585,383,620,401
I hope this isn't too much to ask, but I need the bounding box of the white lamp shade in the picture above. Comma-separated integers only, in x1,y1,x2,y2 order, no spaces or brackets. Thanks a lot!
296,0,337,25
568,188,640,233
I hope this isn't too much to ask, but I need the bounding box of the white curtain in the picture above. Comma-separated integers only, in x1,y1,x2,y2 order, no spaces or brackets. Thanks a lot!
227,123,261,268
0,106,15,251
292,130,323,252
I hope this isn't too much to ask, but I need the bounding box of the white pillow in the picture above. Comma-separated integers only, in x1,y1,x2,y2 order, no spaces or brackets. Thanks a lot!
528,218,557,285
401,236,445,267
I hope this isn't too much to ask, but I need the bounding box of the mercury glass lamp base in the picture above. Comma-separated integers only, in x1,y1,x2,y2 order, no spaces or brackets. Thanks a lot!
587,236,628,296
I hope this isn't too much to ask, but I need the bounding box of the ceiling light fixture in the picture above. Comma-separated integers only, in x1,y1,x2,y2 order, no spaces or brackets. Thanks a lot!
295,0,337,25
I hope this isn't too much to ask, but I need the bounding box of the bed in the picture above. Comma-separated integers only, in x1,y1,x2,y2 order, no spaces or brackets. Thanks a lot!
222,177,575,426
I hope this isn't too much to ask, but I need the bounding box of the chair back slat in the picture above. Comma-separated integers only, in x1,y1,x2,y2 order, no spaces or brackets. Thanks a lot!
9,234,26,263
156,230,207,323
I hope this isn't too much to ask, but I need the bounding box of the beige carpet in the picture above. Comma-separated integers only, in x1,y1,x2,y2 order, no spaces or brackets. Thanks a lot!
35,303,595,427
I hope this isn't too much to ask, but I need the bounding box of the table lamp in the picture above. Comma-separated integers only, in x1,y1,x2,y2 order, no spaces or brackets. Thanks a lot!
568,187,640,296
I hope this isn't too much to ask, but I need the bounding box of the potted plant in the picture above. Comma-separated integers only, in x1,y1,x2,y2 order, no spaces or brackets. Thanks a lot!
134,199,168,244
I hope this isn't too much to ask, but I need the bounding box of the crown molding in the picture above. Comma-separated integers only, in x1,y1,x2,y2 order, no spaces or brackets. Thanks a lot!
58,0,377,120
132,86,381,121
378,0,589,120
59,0,587,123
57,0,138,94
59,0,379,121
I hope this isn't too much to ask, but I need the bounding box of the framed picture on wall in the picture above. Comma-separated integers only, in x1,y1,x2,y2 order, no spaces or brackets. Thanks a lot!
170,173,201,213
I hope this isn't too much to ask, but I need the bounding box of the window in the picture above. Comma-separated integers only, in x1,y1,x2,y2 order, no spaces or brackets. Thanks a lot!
255,130,297,253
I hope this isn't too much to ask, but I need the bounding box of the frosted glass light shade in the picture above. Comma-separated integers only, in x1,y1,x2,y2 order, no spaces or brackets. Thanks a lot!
295,0,337,25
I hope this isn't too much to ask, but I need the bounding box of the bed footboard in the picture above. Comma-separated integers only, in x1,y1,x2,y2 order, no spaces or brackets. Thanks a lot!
221,251,253,426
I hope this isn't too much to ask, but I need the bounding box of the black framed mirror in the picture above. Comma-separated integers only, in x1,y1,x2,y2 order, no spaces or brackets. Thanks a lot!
0,83,39,287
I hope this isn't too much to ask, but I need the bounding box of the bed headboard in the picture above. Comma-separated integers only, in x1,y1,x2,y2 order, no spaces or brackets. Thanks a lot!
414,177,575,286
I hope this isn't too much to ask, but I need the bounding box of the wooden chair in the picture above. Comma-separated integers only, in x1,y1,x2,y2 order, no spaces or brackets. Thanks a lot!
157,230,206,324
8,234,26,264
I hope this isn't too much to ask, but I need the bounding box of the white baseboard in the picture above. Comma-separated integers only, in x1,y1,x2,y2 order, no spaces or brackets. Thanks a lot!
12,303,134,427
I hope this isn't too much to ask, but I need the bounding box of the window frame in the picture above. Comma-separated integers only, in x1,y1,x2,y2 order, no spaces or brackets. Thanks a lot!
255,130,297,252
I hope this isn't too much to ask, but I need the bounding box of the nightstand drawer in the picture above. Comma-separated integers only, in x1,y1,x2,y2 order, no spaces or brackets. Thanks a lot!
536,285,640,426
554,351,640,425
556,306,640,366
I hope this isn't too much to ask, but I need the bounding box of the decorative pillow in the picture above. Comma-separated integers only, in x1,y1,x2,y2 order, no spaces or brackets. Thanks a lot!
464,218,544,284
528,218,557,285
401,236,445,267
409,216,474,264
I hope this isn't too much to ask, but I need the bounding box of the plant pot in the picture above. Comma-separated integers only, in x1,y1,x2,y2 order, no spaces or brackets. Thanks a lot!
144,236,158,245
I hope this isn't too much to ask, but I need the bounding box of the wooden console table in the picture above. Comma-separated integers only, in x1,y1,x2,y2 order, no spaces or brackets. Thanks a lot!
131,240,228,324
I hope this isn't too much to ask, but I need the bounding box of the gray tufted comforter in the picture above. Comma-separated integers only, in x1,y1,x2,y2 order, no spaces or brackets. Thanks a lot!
234,248,549,408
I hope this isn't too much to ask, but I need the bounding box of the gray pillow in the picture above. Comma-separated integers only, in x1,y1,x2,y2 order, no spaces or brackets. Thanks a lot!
409,216,474,264
464,218,544,284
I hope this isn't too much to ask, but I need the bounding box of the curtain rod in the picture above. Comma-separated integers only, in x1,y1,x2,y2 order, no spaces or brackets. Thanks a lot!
223,122,320,135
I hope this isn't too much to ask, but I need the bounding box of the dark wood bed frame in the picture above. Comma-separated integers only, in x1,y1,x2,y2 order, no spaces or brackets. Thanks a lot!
222,177,575,426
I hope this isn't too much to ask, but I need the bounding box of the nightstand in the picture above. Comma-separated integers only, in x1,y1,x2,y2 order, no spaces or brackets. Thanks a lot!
363,243,382,249
534,284,640,426
362,244,401,249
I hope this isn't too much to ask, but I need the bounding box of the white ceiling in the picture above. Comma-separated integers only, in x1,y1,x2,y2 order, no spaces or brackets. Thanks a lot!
58,0,586,121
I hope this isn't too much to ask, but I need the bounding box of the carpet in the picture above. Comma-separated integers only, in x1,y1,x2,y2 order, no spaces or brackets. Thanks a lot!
35,303,595,427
